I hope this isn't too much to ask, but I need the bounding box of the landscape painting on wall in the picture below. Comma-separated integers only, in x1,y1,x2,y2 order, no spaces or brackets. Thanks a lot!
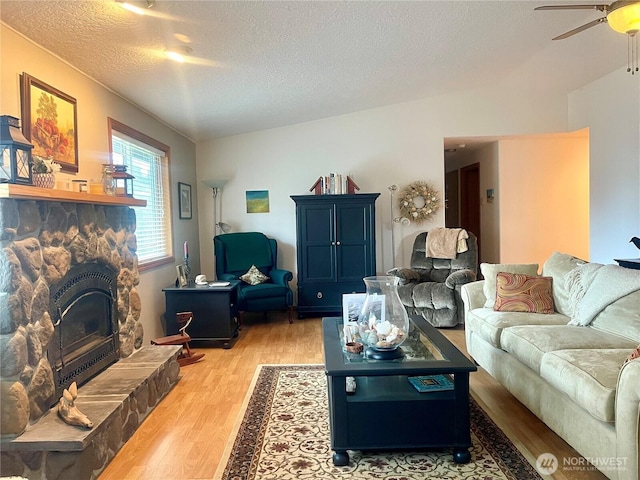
21,73,79,173
246,190,270,213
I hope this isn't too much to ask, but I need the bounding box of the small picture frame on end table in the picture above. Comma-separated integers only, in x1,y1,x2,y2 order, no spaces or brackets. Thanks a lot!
178,182,192,219
176,264,188,287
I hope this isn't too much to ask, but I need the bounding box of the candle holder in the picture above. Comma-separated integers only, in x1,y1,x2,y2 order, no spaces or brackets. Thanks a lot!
183,255,191,284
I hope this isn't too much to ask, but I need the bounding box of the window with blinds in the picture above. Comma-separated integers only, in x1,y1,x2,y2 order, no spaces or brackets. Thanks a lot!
108,118,173,268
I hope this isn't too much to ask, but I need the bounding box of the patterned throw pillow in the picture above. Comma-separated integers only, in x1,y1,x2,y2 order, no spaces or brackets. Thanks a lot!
494,272,555,314
240,265,269,285
623,345,640,366
480,263,539,308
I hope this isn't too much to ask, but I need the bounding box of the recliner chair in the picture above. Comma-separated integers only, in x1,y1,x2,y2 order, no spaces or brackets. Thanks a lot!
388,231,478,327
214,232,294,325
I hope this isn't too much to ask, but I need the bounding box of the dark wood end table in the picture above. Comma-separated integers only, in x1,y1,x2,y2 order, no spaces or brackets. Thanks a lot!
163,281,240,348
322,315,477,466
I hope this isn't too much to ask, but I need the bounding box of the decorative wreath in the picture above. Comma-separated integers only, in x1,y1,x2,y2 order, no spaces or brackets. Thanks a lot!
398,181,441,224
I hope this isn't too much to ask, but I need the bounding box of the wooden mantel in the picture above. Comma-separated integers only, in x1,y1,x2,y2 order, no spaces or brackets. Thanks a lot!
0,183,146,207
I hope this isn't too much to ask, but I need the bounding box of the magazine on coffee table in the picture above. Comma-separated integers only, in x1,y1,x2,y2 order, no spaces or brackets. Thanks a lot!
408,374,454,393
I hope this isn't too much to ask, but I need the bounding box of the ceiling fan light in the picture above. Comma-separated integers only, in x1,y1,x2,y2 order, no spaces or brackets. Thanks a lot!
116,0,155,15
607,1,640,34
165,46,193,62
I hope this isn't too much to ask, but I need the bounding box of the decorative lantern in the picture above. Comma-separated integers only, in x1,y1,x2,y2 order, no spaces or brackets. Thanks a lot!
112,165,134,197
0,115,33,184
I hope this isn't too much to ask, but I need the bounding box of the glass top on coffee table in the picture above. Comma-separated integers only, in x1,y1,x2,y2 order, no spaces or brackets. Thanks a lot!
323,315,476,377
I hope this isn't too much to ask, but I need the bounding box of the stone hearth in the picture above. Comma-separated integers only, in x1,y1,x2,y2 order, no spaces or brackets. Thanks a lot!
1,345,180,479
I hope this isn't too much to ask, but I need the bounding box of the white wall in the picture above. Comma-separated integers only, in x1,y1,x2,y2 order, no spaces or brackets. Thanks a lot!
498,133,590,267
568,71,640,264
1,25,199,340
196,86,570,282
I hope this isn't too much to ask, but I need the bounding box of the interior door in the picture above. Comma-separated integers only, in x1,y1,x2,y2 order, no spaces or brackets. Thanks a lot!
460,163,481,256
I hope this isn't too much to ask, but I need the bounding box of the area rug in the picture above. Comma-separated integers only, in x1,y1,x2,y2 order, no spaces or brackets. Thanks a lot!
214,365,542,480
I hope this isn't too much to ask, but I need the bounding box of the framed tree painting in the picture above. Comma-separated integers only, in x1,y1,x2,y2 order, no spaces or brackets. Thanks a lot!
20,73,79,173
178,182,192,219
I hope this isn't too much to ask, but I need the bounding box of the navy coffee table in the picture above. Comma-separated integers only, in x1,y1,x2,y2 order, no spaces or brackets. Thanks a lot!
322,315,477,466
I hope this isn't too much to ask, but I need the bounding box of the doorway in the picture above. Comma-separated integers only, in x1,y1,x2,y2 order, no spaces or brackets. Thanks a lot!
446,163,481,259
460,163,481,255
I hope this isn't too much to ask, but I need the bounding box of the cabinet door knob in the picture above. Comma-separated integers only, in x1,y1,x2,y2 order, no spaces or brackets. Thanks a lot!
317,292,323,299
331,241,335,246
336,241,341,245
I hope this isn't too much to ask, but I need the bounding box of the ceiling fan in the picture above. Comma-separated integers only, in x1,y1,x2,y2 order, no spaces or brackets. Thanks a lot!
535,1,640,73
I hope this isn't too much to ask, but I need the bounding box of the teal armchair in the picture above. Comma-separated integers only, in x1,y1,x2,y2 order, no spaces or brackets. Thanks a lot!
214,232,294,324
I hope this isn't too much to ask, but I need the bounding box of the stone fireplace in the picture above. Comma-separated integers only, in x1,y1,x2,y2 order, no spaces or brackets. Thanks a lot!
47,261,120,403
0,189,180,480
0,197,145,433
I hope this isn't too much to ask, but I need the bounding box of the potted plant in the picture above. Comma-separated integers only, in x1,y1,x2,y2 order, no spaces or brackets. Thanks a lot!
32,155,61,189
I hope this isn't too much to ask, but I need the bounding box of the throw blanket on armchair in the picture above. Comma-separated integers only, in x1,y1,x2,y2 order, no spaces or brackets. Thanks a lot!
425,228,469,259
566,263,640,326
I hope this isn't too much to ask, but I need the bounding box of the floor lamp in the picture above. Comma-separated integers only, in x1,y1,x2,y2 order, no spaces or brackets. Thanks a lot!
202,179,230,279
388,184,410,271
202,179,231,235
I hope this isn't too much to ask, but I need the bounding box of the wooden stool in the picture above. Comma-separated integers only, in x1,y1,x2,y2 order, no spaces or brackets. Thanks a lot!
151,311,205,366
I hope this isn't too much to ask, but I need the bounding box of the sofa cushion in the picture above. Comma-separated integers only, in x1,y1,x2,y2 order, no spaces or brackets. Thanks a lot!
494,272,554,314
566,264,640,327
540,349,631,422
480,263,539,309
590,290,640,343
500,325,638,374
541,252,586,316
466,308,568,349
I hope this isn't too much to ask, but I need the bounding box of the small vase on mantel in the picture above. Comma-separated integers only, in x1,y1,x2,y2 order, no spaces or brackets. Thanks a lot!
32,172,55,189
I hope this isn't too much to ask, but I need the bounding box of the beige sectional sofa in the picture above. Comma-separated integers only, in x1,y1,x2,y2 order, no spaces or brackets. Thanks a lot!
461,252,640,480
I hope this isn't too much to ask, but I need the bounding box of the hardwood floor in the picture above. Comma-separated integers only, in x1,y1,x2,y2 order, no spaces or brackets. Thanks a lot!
99,313,606,480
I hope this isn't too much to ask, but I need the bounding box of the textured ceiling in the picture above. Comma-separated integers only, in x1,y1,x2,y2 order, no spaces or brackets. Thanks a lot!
0,0,629,141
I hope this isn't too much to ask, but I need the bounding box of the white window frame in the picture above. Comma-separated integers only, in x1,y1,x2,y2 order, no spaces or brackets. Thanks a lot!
108,118,173,270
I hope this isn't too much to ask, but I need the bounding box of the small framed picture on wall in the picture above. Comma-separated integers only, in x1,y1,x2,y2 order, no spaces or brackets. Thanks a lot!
178,182,192,219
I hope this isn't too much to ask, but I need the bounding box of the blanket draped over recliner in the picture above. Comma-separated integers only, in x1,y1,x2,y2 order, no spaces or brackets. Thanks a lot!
425,227,469,260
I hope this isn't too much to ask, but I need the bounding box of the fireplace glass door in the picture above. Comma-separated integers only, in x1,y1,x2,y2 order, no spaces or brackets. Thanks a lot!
48,262,120,403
